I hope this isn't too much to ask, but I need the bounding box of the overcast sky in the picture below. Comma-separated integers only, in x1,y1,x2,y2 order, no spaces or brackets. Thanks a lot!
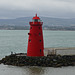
0,0,75,19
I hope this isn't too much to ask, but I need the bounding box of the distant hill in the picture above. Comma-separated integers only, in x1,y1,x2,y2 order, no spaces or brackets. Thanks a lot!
0,17,31,26
0,17,75,30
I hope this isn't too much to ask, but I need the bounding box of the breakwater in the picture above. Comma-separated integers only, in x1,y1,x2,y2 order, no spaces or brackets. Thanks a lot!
0,53,75,67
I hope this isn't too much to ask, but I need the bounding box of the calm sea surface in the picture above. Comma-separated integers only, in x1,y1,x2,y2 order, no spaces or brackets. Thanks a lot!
0,30,75,75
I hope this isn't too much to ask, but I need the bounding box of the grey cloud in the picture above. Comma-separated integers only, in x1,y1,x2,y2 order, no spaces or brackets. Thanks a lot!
0,0,75,19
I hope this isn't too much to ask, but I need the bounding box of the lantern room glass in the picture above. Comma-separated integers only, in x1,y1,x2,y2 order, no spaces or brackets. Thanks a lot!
32,19,42,22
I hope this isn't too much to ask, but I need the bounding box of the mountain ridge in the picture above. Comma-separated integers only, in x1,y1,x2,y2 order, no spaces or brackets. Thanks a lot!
0,17,75,30
0,17,75,26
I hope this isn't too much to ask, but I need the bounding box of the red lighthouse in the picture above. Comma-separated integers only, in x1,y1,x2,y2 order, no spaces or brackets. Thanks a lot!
27,14,44,56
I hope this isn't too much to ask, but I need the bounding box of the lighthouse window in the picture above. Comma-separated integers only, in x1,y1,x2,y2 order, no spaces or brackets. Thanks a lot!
40,49,41,53
40,40,41,42
35,19,38,22
29,39,31,42
39,33,41,36
32,19,41,22
33,19,38,22
39,27,40,29
30,27,32,29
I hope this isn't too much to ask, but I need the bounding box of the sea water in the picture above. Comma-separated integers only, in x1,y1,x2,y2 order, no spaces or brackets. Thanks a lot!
0,30,75,75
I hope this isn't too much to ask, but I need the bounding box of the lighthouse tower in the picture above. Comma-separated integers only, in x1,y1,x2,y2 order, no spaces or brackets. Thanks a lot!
27,14,44,56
